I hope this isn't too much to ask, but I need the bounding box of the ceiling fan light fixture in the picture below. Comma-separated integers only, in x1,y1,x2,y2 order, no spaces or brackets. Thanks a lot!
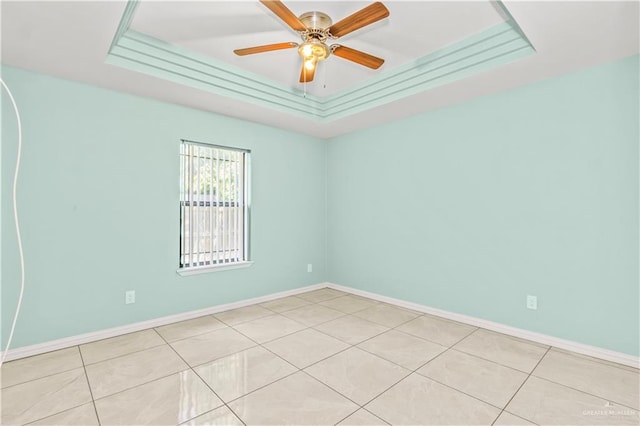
298,39,329,63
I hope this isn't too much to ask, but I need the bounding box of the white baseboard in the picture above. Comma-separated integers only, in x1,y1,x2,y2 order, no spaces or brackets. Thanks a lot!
327,283,639,369
1,282,327,362
5,281,637,369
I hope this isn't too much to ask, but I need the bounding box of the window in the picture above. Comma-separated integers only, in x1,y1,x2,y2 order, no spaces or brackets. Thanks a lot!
179,140,250,273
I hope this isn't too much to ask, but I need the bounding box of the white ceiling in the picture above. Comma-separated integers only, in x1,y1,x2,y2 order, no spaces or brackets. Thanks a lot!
1,1,638,139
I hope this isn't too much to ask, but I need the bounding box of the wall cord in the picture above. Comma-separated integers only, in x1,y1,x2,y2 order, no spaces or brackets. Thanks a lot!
0,78,24,366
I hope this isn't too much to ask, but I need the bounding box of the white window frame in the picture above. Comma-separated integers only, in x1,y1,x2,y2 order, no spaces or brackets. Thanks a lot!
177,140,251,275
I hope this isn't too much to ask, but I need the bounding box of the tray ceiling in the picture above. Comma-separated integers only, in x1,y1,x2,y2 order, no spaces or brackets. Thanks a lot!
109,0,534,121
129,1,510,97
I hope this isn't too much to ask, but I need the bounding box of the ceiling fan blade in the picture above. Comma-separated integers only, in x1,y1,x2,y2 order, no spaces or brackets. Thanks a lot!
328,2,389,38
234,42,298,56
260,0,307,32
331,45,384,69
299,62,316,83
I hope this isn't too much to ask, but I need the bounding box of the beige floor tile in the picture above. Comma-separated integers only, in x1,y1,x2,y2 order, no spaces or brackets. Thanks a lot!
233,314,305,343
319,295,378,314
314,315,389,345
281,304,346,327
358,330,447,370
94,370,221,425
352,304,421,327
214,305,273,326
264,328,349,368
305,347,410,405
194,346,297,401
11,295,638,426
155,316,226,342
417,349,528,408
533,348,640,409
85,345,187,399
396,314,476,347
506,376,639,425
28,403,98,425
259,296,311,313
453,329,548,373
170,327,256,366
1,347,83,389
181,406,244,426
366,373,501,425
337,409,389,425
296,288,347,303
229,371,358,425
80,329,165,365
492,411,536,425
1,368,92,425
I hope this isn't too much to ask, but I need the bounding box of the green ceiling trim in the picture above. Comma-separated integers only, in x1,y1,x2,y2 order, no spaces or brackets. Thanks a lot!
108,0,140,53
107,31,323,118
106,0,534,122
321,22,532,119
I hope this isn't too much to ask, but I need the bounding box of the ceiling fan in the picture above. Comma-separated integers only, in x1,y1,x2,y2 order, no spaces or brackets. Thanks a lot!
234,0,390,83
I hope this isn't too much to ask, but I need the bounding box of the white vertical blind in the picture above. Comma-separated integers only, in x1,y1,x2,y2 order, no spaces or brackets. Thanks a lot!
195,145,200,263
222,149,227,263
209,149,214,265
234,156,238,261
188,144,193,266
180,141,249,269
180,143,186,266
215,147,220,266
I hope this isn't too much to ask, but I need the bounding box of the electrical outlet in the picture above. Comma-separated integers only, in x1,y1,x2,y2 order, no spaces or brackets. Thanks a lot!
526,295,537,310
125,290,136,305
307,264,313,273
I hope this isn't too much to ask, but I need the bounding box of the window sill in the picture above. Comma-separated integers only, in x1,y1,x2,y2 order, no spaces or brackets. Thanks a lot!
177,261,254,276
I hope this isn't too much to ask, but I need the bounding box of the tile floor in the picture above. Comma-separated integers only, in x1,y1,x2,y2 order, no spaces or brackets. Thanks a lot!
1,287,638,425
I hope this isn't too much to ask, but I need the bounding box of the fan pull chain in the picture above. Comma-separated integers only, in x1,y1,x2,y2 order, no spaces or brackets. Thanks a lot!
323,60,328,89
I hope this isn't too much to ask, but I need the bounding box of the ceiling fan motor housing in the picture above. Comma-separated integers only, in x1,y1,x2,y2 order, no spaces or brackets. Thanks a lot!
299,11,332,30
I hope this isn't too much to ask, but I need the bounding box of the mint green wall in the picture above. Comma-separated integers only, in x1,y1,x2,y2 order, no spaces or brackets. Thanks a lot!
2,56,638,357
1,66,326,348
327,55,639,356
